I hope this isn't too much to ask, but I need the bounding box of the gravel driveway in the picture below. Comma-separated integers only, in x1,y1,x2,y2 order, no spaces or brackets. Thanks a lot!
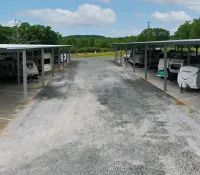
1,58,200,175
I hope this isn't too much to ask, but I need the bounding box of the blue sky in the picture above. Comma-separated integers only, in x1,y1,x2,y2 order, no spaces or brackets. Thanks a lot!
1,0,200,37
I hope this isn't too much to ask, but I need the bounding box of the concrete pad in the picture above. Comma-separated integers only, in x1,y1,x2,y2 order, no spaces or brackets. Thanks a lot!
0,71,55,128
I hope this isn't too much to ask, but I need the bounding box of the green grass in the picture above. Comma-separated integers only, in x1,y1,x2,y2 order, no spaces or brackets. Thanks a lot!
71,52,116,58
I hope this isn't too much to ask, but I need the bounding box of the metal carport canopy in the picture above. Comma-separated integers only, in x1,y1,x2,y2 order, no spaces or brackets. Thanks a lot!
0,44,71,52
113,39,200,46
0,44,72,104
112,39,200,92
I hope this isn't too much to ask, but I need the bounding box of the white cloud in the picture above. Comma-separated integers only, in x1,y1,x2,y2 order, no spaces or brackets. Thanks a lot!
144,0,200,12
110,27,142,37
151,11,192,23
16,4,116,27
1,20,16,27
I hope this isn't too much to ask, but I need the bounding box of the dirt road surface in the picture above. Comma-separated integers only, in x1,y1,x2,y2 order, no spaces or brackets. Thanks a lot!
1,58,200,175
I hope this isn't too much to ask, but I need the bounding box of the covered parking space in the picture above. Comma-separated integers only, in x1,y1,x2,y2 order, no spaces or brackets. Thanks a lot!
113,39,200,111
0,44,71,124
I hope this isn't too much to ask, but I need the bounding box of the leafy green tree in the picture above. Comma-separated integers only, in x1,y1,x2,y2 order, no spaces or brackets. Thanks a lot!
174,21,192,39
0,25,13,43
138,28,170,42
190,18,200,39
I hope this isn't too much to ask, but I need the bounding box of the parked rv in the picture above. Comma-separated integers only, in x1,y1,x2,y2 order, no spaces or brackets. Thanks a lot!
34,53,52,72
157,58,171,78
124,49,133,61
135,49,163,66
168,58,186,81
0,59,38,80
178,65,200,89
44,53,52,72
24,60,39,79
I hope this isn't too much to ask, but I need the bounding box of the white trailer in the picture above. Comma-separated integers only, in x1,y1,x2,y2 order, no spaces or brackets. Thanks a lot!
0,59,38,79
168,58,186,81
43,53,52,72
157,58,171,78
178,65,200,89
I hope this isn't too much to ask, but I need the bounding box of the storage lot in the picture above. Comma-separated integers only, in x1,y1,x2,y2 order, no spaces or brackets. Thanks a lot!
1,58,200,174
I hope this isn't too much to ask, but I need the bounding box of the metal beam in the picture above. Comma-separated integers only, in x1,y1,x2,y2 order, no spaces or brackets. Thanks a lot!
17,52,20,84
22,50,27,104
52,48,54,77
125,46,128,68
196,45,198,57
187,45,190,65
133,45,136,72
145,45,147,79
164,44,168,91
41,49,45,87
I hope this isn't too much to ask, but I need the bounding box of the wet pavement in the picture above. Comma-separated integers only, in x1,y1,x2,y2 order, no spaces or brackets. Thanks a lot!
1,58,200,175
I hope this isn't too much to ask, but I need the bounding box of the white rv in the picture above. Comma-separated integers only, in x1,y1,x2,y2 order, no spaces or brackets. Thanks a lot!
168,58,186,81
24,60,39,79
178,65,200,89
0,59,38,79
44,53,52,72
135,49,162,66
157,58,171,78
124,50,132,61
33,53,52,72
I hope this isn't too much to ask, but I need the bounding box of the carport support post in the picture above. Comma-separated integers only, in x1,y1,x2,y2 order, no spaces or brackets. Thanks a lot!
164,44,168,91
133,45,136,72
17,52,20,84
58,48,61,71
41,49,45,87
149,47,151,67
116,48,118,62
23,50,27,104
52,48,54,77
120,47,122,65
145,45,147,79
66,47,68,64
62,47,65,68
69,47,71,62
114,47,117,61
125,45,128,68
187,45,191,65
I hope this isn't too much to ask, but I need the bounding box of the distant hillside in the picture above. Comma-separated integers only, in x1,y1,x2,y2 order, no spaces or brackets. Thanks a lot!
65,35,106,39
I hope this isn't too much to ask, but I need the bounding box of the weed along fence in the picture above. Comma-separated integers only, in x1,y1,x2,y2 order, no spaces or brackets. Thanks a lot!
113,39,200,93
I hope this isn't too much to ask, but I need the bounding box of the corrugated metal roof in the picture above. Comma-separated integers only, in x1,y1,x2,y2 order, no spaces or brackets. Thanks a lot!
0,44,72,51
112,39,200,46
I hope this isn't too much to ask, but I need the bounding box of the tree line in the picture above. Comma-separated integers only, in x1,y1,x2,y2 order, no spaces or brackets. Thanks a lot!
0,18,200,53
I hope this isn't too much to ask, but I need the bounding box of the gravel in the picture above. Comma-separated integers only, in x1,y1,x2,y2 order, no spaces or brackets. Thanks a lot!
1,58,200,175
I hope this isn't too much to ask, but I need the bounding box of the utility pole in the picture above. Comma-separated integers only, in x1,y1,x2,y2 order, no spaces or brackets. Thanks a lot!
147,21,151,29
146,21,151,41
